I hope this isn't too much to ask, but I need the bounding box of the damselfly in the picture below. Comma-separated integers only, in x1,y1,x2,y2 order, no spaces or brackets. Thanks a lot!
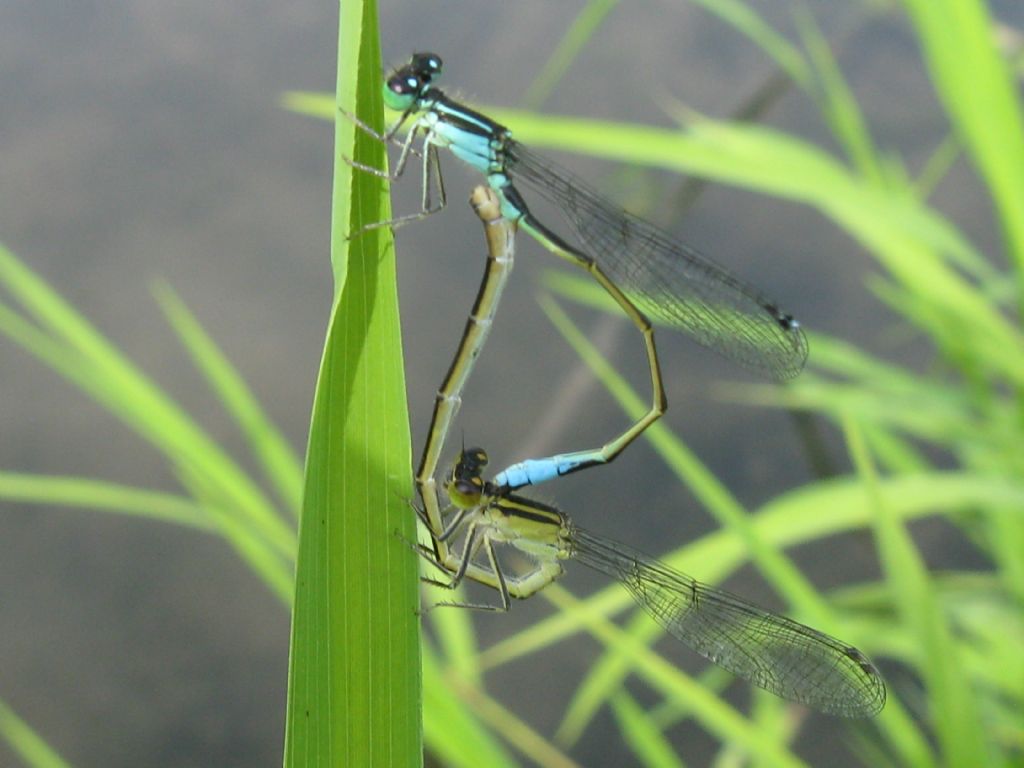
417,447,886,718
349,53,808,494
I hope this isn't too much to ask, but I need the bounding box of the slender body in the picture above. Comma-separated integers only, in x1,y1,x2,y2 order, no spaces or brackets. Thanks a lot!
352,53,808,495
415,186,516,565
418,448,886,718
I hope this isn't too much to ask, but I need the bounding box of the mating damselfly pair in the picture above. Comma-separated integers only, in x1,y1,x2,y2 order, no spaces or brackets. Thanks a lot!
349,52,885,718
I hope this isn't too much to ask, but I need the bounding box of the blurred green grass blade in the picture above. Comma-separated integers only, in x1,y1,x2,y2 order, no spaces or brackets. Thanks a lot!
427,583,484,685
479,470,1024,657
176,465,295,604
844,416,989,766
504,103,991,256
537,294,833,626
687,0,810,89
283,65,1007,309
862,423,930,474
901,0,1024,275
647,667,732,732
430,658,579,768
0,251,296,605
794,7,881,182
538,304,935,751
154,282,304,517
0,472,211,529
609,692,685,768
868,277,992,377
486,468,1004,757
281,91,334,121
490,109,1018,358
521,0,619,110
428,632,585,768
779,375,1017,468
949,583,1024,701
715,328,1024,465
790,331,938,386
914,133,961,199
282,1,420,766
422,645,518,768
544,270,991,448
0,697,71,768
284,91,981,276
544,580,790,754
748,690,796,751
987,505,1024,603
738,368,980,451
540,588,805,768
0,246,295,561
283,87,1013,356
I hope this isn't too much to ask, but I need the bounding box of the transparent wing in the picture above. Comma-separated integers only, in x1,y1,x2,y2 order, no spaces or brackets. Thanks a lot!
505,140,808,381
569,526,885,717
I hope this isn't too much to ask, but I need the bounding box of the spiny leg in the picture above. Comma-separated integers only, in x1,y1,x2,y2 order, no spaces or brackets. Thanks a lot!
338,105,415,148
418,525,513,613
338,106,448,236
346,139,450,239
339,109,420,180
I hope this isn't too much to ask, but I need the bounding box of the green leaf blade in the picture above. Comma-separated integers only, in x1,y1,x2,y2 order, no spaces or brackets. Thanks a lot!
282,3,421,767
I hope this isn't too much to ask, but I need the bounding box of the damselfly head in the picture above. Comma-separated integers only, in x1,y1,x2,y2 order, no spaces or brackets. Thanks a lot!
444,456,487,511
410,52,442,83
442,446,489,508
383,70,424,111
383,52,442,111
456,446,489,475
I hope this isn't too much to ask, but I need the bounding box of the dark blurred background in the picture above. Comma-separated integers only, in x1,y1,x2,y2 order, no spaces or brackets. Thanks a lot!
2,1,1020,765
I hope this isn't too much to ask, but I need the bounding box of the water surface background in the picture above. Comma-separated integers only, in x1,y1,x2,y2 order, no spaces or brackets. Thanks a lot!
2,1,1020,764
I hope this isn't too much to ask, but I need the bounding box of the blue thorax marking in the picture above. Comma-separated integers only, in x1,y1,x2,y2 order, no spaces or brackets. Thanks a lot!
422,95,504,171
416,92,527,221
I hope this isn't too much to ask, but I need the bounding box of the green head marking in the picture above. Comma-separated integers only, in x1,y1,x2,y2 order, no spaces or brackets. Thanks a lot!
383,52,442,112
383,70,422,111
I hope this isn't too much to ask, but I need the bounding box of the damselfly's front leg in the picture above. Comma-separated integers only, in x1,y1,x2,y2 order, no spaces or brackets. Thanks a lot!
338,106,417,151
345,132,449,239
413,519,513,613
340,111,421,182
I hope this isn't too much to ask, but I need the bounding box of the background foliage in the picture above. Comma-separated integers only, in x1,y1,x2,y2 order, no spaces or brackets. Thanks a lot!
1,0,1022,766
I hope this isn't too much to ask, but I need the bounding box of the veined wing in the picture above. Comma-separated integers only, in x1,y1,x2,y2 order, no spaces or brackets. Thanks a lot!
505,140,808,381
569,526,885,717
